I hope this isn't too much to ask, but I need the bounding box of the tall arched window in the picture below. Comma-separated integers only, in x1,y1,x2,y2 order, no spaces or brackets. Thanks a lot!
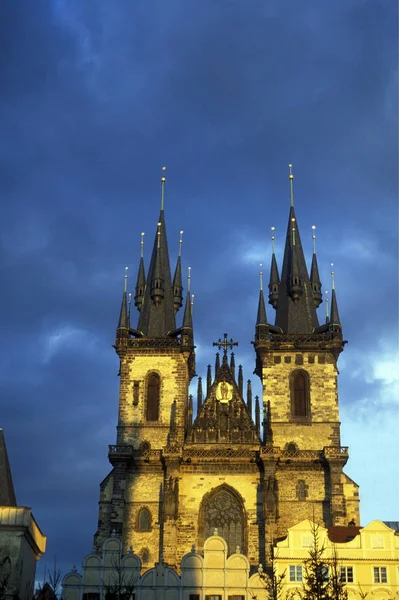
137,507,152,531
146,373,160,421
291,371,309,419
199,486,245,555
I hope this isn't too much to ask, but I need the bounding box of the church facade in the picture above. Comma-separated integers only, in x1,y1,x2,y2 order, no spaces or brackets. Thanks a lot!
92,168,359,572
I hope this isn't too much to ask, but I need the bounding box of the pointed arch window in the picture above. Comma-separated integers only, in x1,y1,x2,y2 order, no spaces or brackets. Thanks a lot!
146,373,160,421
199,487,245,555
137,507,152,531
291,371,310,419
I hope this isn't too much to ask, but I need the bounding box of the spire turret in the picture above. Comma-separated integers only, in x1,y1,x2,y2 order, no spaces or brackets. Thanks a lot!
274,165,319,334
255,395,260,434
309,226,322,307
268,228,280,308
181,268,194,348
117,267,130,338
215,352,220,374
329,265,341,329
206,365,212,395
197,377,203,412
137,168,177,337
0,429,17,506
255,266,269,341
238,365,243,397
230,352,236,379
172,230,184,313
246,380,252,416
134,233,146,311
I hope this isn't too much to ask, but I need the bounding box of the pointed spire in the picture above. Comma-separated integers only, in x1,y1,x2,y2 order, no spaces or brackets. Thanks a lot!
187,394,193,429
197,377,203,412
182,267,193,331
230,352,236,380
329,264,341,328
117,267,130,338
137,167,176,337
134,232,146,311
274,165,319,333
0,429,17,506
172,230,184,313
238,365,243,397
309,225,322,307
268,227,280,308
256,265,269,341
246,380,253,415
215,352,220,374
206,365,212,395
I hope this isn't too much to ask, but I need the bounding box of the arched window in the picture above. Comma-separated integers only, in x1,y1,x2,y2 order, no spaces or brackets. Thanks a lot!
199,487,245,555
146,373,160,421
137,507,152,531
291,371,309,419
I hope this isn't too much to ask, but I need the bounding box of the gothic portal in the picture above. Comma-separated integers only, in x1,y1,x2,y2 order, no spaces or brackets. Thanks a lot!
93,168,360,571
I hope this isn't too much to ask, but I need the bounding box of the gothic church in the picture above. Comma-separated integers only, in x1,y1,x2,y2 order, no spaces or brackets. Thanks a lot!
93,167,359,571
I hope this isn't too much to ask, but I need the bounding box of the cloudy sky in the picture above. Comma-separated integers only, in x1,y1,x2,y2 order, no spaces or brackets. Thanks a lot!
0,0,397,580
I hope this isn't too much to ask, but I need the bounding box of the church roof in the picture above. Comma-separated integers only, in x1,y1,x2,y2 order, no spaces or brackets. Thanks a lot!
0,429,17,506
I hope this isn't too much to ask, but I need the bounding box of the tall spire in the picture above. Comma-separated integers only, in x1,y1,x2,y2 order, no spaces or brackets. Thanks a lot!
0,429,17,506
172,230,184,313
274,165,319,333
117,267,130,337
238,365,243,397
329,264,341,328
309,225,322,308
246,380,253,415
206,365,212,395
134,232,146,311
230,352,236,379
137,167,176,337
181,267,194,338
197,377,203,412
268,227,280,308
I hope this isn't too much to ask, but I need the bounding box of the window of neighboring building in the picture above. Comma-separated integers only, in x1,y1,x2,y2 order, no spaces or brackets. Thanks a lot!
373,566,387,583
371,535,385,549
302,534,313,547
340,566,354,583
291,371,310,419
205,596,222,600
146,373,160,421
228,596,245,600
189,595,200,600
137,507,152,531
289,565,303,582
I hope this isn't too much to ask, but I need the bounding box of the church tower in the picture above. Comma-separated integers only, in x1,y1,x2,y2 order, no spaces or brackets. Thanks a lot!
93,166,359,571
253,165,359,540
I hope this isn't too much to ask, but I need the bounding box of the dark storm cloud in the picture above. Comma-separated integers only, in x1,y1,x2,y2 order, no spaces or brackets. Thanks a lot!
0,0,397,578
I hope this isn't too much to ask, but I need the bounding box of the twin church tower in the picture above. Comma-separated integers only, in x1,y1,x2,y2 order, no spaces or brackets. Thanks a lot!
93,167,359,570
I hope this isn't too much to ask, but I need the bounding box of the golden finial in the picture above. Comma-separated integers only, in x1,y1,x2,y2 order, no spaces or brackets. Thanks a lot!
259,264,263,291
178,230,184,257
291,217,296,245
160,166,166,210
188,266,191,293
331,263,335,290
271,226,275,254
140,232,145,258
124,266,128,293
157,222,161,249
288,164,294,207
312,225,316,254
191,293,195,310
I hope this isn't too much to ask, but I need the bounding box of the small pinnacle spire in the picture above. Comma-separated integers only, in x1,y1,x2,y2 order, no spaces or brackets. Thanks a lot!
246,380,252,415
238,365,243,397
181,266,194,349
215,352,220,374
268,228,280,309
256,266,269,340
160,166,166,211
325,291,329,323
230,352,236,379
187,394,193,428
309,225,322,308
197,377,203,411
289,164,294,207
206,365,212,395
117,267,130,337
172,231,184,313
135,234,146,311
329,263,341,327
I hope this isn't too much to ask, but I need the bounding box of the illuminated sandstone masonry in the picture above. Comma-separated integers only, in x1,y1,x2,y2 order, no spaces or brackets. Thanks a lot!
92,166,359,571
